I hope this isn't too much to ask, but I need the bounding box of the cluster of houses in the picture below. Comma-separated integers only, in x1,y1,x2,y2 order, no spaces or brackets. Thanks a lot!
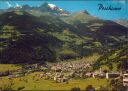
0,61,128,87
53,73,69,83
49,61,93,73
49,62,128,86
0,71,10,77
45,62,128,85
123,72,128,86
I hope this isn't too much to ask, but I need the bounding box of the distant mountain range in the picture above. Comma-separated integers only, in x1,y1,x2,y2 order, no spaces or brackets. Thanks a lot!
0,2,70,16
0,3,127,64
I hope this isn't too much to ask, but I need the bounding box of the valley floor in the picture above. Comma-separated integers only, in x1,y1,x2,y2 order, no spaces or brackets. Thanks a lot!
0,71,110,90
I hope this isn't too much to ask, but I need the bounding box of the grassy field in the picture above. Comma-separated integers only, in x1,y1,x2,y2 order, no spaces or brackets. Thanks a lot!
0,72,110,90
0,56,110,91
0,64,21,72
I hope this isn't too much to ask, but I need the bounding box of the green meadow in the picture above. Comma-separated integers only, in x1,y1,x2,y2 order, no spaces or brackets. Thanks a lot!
0,64,21,72
0,71,110,90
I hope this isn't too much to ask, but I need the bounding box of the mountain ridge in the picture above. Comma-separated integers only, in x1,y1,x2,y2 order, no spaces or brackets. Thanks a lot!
0,9,127,64
0,2,70,16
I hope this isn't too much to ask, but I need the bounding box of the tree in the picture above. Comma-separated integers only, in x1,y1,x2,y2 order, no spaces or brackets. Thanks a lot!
71,87,81,91
85,85,95,91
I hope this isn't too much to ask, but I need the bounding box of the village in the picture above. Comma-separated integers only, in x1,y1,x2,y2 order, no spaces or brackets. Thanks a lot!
0,60,128,87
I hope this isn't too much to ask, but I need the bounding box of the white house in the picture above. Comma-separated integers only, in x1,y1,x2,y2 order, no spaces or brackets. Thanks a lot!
106,73,120,79
123,74,128,86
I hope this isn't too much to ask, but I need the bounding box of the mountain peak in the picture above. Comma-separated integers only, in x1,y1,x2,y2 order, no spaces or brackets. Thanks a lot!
48,4,56,9
83,10,90,15
15,3,22,8
77,10,90,15
39,2,69,16
2,2,70,16
47,3,64,11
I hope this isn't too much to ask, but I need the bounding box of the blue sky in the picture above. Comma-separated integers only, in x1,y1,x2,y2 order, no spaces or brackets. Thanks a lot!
0,1,128,20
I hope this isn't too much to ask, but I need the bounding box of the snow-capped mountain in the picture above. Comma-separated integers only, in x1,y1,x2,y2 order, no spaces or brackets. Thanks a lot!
48,4,56,10
15,3,22,8
3,2,70,16
48,3,63,11
39,3,69,16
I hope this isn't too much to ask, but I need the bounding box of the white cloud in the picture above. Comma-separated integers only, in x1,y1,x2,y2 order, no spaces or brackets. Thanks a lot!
6,2,12,8
15,3,22,8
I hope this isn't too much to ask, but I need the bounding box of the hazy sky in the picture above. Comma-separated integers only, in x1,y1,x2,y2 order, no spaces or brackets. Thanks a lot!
0,1,127,20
